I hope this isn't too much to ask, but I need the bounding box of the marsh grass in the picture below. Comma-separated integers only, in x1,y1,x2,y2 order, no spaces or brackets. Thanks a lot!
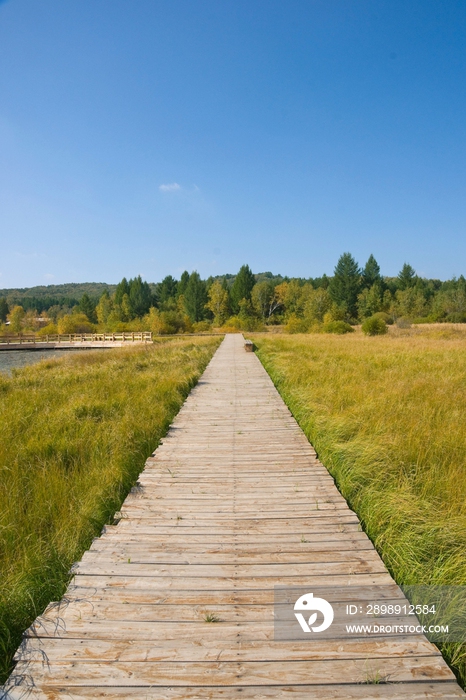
254,329,466,686
0,337,220,681
203,611,221,623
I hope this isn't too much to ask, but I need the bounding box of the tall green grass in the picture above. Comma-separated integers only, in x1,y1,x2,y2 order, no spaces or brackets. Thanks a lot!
254,329,466,686
0,337,220,681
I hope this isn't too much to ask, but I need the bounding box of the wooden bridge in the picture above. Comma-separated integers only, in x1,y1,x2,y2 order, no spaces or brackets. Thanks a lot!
0,332,152,350
2,334,464,698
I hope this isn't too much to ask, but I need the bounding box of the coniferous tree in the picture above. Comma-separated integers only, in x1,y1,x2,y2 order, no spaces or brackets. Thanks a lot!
78,293,97,323
362,255,382,289
328,253,361,320
121,294,133,322
316,273,330,290
114,278,130,306
230,264,256,313
158,275,178,305
129,276,152,317
184,271,207,322
397,263,416,290
0,298,9,323
177,271,190,298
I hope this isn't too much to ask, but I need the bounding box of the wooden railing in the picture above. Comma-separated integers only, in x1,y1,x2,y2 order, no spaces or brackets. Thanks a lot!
0,332,153,345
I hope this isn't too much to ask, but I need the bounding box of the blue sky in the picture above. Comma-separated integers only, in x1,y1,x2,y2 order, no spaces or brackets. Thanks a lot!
0,0,465,287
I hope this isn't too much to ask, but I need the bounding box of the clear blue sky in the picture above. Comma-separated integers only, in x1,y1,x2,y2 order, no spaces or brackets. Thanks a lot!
1,0,465,287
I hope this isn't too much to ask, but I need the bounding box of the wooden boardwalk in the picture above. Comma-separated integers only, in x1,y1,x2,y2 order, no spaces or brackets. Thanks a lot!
3,334,464,699
0,332,153,351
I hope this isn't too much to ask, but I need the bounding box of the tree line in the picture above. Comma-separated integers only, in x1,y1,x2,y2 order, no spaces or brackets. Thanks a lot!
1,254,465,335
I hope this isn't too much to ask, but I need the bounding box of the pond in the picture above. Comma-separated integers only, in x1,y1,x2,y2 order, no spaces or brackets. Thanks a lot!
0,349,91,375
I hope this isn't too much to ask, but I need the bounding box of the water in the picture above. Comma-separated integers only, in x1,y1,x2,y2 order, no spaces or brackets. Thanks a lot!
0,349,85,375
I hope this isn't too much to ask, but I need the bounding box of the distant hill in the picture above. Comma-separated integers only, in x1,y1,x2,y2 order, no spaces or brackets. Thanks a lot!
0,282,117,302
0,282,119,314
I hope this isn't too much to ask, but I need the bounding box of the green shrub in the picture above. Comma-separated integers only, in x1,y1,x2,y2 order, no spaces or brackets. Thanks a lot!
241,316,265,332
144,308,191,335
361,316,388,336
57,313,96,334
192,320,212,332
372,312,393,325
307,322,324,334
36,323,58,337
284,314,308,334
445,312,466,323
323,320,354,334
223,316,242,331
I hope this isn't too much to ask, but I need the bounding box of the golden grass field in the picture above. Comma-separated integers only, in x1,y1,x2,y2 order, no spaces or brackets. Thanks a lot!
253,325,466,685
0,337,221,681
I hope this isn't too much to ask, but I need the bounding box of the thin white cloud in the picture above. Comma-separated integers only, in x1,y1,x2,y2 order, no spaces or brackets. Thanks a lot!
159,182,181,192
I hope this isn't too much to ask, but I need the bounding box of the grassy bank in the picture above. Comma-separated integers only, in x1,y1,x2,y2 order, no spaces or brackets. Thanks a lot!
0,337,221,681
254,329,466,685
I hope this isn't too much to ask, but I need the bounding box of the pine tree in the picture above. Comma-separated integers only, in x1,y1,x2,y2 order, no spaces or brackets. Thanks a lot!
158,275,178,305
177,271,190,298
114,278,130,306
78,293,97,323
328,253,361,320
0,298,9,323
121,294,132,322
129,276,152,317
184,272,207,322
230,264,256,313
397,263,416,290
362,254,382,289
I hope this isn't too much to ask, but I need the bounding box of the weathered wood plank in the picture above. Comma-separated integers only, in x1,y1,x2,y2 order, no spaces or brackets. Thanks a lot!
60,585,396,606
90,536,374,551
71,560,387,577
78,550,384,566
68,572,395,590
11,657,456,685
17,635,439,663
4,684,465,700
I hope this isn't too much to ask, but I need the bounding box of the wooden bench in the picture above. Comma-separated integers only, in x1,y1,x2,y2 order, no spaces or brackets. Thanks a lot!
244,339,254,352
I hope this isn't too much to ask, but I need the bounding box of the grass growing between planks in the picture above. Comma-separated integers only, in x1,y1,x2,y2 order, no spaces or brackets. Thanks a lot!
254,328,466,687
0,337,221,682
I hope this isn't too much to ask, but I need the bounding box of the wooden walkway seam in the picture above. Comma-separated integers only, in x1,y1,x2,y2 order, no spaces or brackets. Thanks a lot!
2,333,464,699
